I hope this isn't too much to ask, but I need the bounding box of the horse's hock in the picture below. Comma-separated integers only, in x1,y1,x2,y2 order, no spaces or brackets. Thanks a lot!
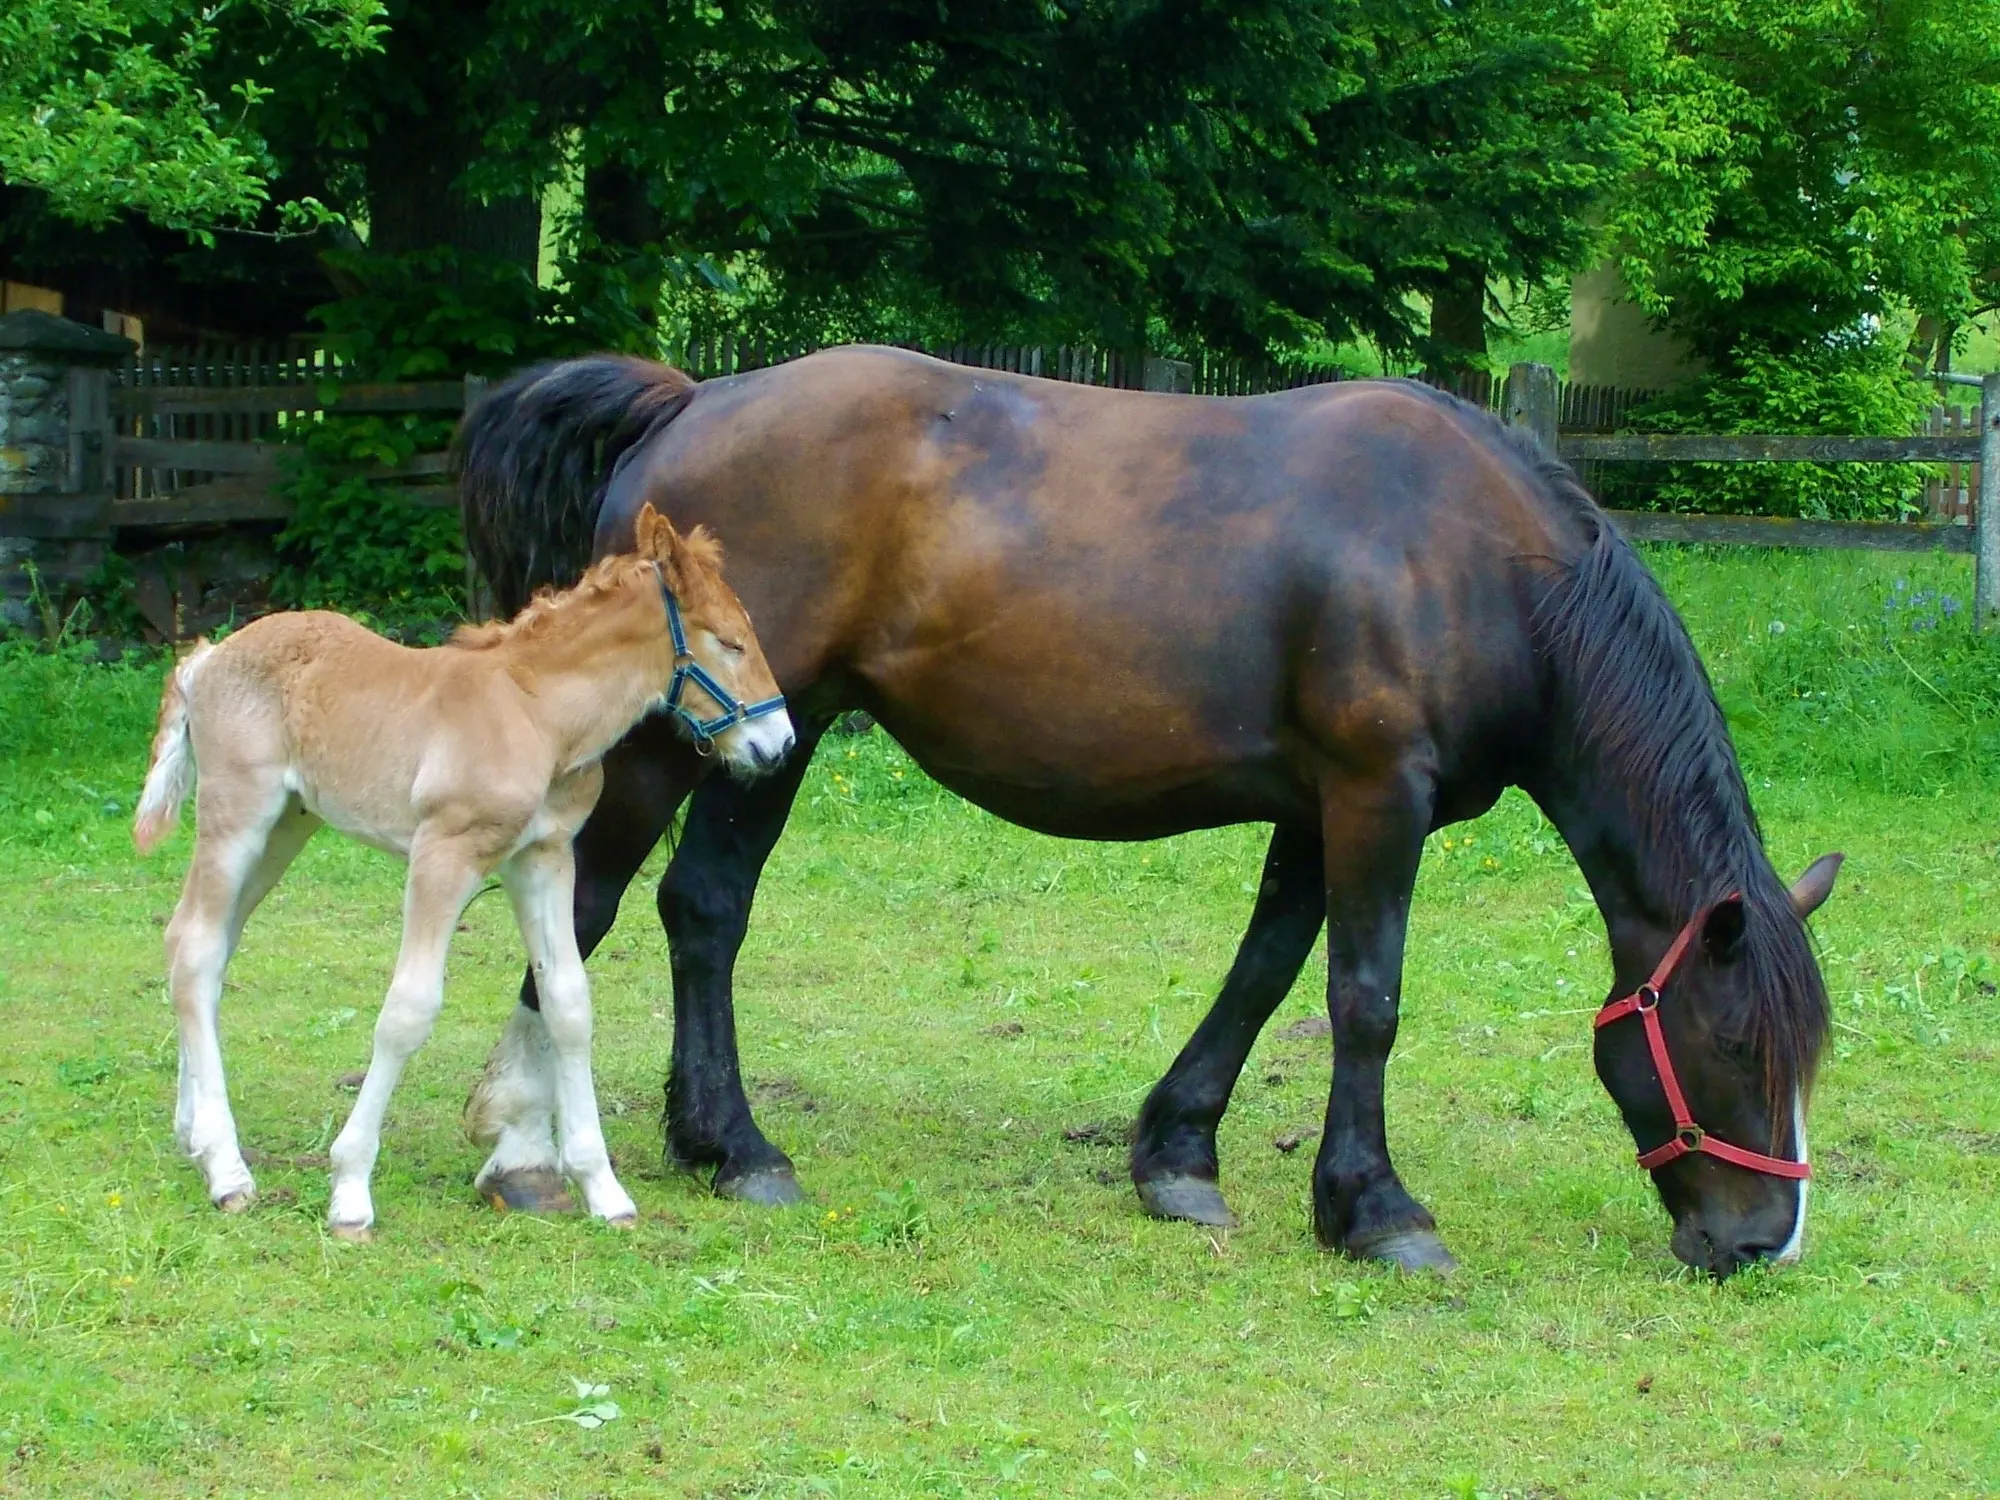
0,310,132,634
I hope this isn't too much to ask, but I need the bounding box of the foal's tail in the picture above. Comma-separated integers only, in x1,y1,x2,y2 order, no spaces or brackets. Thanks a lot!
455,356,697,615
133,640,214,854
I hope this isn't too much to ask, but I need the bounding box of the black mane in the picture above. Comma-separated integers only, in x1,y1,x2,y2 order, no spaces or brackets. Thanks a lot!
1397,381,1830,1107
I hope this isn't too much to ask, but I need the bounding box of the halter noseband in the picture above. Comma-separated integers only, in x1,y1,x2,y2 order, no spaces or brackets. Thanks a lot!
656,569,787,751
1593,896,1810,1181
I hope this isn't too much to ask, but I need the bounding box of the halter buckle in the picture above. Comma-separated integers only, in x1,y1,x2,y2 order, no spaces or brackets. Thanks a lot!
1634,984,1661,1012
1676,1125,1705,1151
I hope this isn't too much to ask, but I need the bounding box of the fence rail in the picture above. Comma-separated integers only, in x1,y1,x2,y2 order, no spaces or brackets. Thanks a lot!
7,331,1993,630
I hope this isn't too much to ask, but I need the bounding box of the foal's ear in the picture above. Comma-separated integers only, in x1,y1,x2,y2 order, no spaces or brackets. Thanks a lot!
634,501,680,563
1700,894,1747,962
1789,852,1844,920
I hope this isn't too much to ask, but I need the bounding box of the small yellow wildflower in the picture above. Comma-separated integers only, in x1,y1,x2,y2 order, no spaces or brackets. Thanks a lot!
106,1193,123,1208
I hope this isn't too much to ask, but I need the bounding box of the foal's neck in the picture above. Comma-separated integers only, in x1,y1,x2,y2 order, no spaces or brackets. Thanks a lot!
496,580,670,769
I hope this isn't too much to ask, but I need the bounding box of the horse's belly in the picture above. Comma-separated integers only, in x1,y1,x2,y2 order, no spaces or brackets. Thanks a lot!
893,737,1313,840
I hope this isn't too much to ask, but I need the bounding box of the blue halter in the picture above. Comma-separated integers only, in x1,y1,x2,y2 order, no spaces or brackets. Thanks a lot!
657,571,787,750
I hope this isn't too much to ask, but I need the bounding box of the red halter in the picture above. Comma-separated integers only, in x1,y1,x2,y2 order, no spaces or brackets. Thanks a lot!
1593,897,1810,1180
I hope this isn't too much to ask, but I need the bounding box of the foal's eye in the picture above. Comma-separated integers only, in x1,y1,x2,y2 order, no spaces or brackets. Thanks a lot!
719,638,746,656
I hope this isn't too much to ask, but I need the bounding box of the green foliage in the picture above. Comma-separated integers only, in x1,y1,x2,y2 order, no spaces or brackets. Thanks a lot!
271,248,579,620
1620,337,1937,519
0,0,380,233
1602,0,2000,361
271,416,466,621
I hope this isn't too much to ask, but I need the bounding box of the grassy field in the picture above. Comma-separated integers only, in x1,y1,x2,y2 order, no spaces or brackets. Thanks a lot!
1,548,1996,1498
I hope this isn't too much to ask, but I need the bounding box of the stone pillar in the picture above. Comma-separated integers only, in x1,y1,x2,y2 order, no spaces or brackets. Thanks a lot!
0,311,135,634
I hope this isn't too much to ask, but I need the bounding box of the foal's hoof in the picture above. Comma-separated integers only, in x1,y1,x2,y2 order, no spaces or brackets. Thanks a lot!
602,1212,639,1230
213,1188,256,1215
714,1167,806,1207
327,1221,374,1244
480,1168,576,1216
1346,1227,1458,1274
1135,1174,1238,1229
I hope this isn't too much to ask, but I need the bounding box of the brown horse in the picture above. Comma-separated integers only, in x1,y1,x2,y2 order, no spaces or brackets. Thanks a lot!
457,346,1842,1276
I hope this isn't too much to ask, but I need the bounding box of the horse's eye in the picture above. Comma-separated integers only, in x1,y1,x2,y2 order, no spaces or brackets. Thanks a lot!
719,638,746,655
1717,1031,1756,1064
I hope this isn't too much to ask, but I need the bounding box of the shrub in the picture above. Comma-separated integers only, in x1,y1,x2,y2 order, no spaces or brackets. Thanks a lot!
1613,337,1936,520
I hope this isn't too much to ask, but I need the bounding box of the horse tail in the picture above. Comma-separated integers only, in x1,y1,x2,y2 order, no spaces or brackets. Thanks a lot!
133,640,214,854
455,356,698,615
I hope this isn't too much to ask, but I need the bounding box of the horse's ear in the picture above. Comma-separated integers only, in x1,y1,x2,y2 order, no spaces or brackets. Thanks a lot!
1789,852,1843,920
1701,894,1747,962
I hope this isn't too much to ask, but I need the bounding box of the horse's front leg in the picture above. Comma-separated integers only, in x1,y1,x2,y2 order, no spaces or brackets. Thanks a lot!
658,723,823,1203
467,721,696,1214
1312,762,1457,1272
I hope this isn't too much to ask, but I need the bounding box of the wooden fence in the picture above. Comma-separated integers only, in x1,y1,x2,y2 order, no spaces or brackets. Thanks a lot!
41,342,2000,631
110,343,471,526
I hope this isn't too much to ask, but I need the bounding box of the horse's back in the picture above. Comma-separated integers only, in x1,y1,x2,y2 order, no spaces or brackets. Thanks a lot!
606,347,1590,833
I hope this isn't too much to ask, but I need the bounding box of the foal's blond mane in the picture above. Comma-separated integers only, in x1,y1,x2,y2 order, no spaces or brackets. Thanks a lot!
450,554,651,651
450,527,728,653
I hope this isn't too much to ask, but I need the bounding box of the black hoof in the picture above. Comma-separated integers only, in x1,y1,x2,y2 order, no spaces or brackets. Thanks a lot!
1345,1227,1458,1273
714,1167,806,1207
1135,1174,1238,1228
480,1167,576,1216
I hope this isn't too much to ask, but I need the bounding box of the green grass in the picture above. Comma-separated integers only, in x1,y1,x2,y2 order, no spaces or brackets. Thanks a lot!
1,549,1997,1498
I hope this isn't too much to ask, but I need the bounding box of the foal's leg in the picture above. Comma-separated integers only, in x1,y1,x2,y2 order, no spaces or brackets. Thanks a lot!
325,836,484,1239
500,837,637,1224
467,723,695,1212
225,801,320,962
659,723,823,1203
1311,764,1455,1272
168,775,290,1210
1130,822,1326,1227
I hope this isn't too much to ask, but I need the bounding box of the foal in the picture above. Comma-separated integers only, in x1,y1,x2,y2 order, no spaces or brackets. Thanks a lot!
132,504,794,1239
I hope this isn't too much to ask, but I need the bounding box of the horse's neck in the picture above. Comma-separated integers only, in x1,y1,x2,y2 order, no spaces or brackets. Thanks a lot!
498,591,666,768
1531,747,1731,989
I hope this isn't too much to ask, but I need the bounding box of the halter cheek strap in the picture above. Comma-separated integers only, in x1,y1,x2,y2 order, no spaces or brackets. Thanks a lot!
1593,897,1810,1180
657,571,787,749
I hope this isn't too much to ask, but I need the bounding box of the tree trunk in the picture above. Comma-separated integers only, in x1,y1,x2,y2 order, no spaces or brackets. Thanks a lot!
583,162,663,255
365,123,540,273
1429,258,1487,371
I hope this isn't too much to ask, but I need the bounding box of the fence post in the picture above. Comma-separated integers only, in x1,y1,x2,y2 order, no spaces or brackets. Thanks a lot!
1506,362,1559,457
1142,355,1192,394
1979,372,2000,631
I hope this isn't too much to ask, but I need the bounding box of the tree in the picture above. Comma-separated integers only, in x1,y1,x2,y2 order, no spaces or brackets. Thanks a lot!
174,0,1622,360
1601,0,2000,366
1,0,380,235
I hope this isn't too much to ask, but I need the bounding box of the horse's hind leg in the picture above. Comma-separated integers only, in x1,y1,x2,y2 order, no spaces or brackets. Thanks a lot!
658,723,823,1204
326,836,484,1239
1310,763,1456,1273
168,777,290,1211
466,723,694,1213
1131,822,1325,1227
499,837,637,1224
